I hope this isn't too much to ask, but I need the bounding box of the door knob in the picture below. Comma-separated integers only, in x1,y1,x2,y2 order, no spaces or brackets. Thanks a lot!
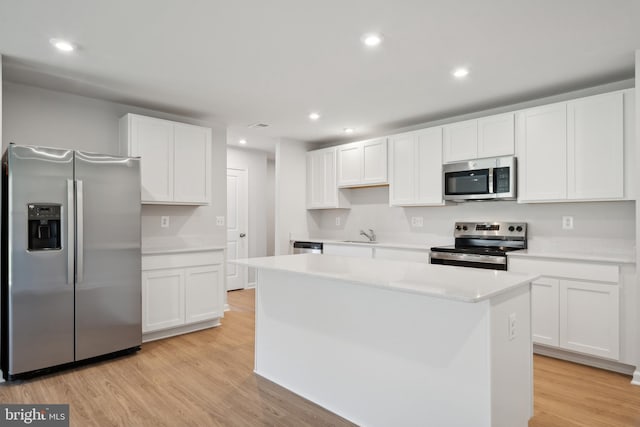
239,233,246,238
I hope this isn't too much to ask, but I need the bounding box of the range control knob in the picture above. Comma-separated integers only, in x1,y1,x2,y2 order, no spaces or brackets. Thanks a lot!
508,226,515,232
462,225,468,231
455,225,462,231
516,226,523,232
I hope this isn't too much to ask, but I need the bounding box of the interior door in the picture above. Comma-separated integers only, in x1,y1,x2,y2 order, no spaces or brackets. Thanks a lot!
74,151,142,361
226,168,248,291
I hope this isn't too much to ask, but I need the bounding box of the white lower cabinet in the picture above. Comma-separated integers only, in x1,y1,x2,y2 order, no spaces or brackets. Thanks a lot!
531,278,559,347
559,279,619,360
142,268,186,332
510,257,620,360
141,249,224,341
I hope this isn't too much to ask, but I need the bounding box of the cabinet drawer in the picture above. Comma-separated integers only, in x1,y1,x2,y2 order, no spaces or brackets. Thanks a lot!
509,257,619,283
143,250,224,270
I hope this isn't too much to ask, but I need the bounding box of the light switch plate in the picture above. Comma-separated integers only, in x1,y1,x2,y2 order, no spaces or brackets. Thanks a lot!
160,216,170,228
335,216,341,226
216,216,225,226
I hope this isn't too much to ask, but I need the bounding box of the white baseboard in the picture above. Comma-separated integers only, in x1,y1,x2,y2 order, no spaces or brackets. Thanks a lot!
533,344,636,376
632,370,640,386
224,303,230,312
142,318,222,343
247,282,256,289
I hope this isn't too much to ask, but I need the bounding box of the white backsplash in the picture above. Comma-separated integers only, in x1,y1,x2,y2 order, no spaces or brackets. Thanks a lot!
307,186,635,256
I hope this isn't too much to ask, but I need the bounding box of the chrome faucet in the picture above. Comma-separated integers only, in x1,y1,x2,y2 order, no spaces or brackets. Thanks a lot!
360,228,376,242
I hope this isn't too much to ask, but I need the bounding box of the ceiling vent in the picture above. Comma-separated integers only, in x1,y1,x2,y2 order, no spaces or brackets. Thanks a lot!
248,123,269,128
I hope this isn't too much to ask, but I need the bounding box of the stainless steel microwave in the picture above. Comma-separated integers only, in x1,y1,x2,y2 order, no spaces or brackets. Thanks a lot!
443,156,516,201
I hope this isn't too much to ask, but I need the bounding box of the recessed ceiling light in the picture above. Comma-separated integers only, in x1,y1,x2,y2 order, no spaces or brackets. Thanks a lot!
50,38,75,52
239,139,247,145
452,67,469,78
343,128,355,134
309,112,321,121
362,33,383,47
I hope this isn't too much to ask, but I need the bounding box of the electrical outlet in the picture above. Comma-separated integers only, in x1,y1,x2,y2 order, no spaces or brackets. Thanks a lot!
216,216,225,226
336,216,341,226
160,216,170,228
508,313,517,341
562,216,574,230
411,216,424,227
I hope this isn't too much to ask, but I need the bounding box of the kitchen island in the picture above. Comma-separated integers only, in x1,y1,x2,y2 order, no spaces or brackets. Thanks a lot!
234,254,538,427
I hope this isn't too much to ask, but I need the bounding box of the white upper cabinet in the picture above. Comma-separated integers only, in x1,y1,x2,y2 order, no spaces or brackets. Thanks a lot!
516,103,568,202
306,147,350,209
443,113,514,163
337,138,388,187
477,113,515,158
389,127,444,206
443,120,477,162
517,90,629,203
120,114,212,205
173,123,212,204
567,92,624,200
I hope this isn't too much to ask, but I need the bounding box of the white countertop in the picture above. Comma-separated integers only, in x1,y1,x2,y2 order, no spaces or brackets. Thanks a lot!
141,236,225,255
319,239,432,250
234,254,538,303
508,249,635,264
303,238,635,264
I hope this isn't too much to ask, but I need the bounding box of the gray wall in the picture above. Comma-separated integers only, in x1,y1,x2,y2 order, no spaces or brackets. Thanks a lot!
266,159,275,256
2,82,227,246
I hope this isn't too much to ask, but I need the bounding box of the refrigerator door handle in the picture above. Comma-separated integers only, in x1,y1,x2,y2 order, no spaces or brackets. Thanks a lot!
76,179,84,284
67,179,75,286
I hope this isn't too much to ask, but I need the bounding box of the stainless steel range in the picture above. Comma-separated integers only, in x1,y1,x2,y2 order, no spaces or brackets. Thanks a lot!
430,221,527,270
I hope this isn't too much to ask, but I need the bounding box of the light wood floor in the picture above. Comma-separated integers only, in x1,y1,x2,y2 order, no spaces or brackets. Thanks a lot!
1,289,639,426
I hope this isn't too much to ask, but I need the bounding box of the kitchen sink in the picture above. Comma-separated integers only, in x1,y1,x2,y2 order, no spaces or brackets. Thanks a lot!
340,240,378,244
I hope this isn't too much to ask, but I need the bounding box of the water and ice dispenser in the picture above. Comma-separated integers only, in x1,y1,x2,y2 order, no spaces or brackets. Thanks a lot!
27,204,62,251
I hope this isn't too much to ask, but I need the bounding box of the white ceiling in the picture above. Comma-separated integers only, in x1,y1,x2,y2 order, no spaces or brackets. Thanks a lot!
1,0,639,152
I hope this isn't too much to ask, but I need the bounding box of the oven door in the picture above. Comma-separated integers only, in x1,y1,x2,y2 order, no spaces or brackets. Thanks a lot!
430,251,507,270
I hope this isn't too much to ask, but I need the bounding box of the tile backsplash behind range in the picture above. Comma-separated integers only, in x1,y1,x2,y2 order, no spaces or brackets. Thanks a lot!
307,186,635,255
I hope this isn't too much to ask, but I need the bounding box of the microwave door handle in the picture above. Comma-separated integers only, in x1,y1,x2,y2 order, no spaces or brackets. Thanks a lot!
488,168,494,194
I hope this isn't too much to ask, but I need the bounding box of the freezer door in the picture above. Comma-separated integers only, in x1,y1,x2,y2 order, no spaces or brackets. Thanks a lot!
74,151,141,361
6,145,75,375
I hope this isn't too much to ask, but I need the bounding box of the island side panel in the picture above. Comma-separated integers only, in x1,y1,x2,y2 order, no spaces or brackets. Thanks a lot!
254,268,494,427
490,284,533,426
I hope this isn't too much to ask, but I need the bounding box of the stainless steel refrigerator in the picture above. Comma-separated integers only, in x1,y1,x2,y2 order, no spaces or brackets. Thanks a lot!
1,144,142,380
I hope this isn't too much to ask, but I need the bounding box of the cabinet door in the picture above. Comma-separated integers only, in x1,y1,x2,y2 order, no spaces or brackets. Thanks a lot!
361,138,388,185
142,269,185,333
559,280,619,360
185,265,224,323
531,278,559,346
443,120,477,162
307,151,324,208
477,113,514,158
567,92,624,200
131,116,174,202
415,127,444,204
516,104,567,201
173,124,211,204
388,132,416,205
322,149,338,206
337,143,362,187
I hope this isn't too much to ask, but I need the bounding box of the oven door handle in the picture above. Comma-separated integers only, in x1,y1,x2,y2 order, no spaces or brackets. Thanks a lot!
430,251,507,265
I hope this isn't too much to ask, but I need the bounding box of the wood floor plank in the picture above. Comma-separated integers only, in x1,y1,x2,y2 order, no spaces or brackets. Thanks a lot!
1,288,639,426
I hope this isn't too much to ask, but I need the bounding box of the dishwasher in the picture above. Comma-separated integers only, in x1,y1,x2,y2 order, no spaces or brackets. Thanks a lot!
292,241,323,254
